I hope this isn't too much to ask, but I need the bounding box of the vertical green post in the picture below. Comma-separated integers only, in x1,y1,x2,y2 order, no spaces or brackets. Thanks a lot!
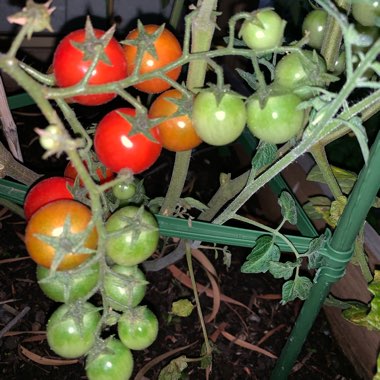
271,131,380,379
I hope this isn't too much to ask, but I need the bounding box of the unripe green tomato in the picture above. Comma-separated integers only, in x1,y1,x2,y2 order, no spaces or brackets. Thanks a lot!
46,302,101,358
239,9,286,51
302,9,328,49
352,0,380,27
274,50,327,99
333,51,346,76
112,182,137,201
192,91,247,146
246,92,305,144
36,263,99,303
118,306,159,350
86,338,134,380
104,265,147,311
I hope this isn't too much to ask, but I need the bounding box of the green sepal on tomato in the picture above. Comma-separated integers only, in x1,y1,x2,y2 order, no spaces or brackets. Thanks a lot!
86,338,134,380
25,199,98,271
24,177,75,220
64,160,114,185
239,9,286,52
192,88,247,146
117,306,159,350
36,262,100,303
104,265,147,311
46,301,101,358
94,108,162,174
53,18,127,106
246,89,306,145
105,205,159,266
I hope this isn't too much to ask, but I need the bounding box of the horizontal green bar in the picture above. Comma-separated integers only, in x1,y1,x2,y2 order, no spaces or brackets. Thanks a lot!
7,93,35,110
0,179,28,204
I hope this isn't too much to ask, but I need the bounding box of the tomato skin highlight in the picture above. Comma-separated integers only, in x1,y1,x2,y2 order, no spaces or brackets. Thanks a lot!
123,24,182,93
47,302,101,358
25,200,98,270
24,177,75,220
246,93,305,145
36,263,99,303
86,338,134,380
192,91,247,146
118,306,159,350
149,89,202,151
105,206,159,266
94,108,162,174
53,28,127,106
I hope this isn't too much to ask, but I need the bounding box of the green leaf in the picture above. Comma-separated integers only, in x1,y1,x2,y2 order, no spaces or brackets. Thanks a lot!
181,197,209,212
171,299,194,317
306,234,326,269
241,236,280,274
342,116,369,164
306,165,357,195
251,141,277,176
281,276,312,304
236,68,257,91
269,260,300,280
158,356,188,380
200,342,213,369
278,191,297,225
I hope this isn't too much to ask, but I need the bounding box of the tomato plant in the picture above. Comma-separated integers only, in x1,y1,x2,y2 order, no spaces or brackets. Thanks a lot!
25,200,98,270
64,160,114,185
103,264,147,311
239,9,286,51
123,24,182,93
117,306,159,350
192,90,247,146
24,177,74,220
86,338,134,380
105,206,159,266
46,302,101,358
36,263,99,303
112,181,137,201
302,9,328,50
53,25,127,106
246,91,305,144
94,108,162,174
352,0,380,27
149,89,202,151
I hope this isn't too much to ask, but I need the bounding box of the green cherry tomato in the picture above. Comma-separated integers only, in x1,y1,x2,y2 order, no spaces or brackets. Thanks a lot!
302,9,328,49
274,50,327,99
105,206,159,266
104,265,147,311
239,9,286,51
192,91,247,146
46,302,101,358
86,338,134,380
352,1,380,27
118,306,159,350
246,92,305,144
112,182,137,201
36,263,99,303
333,51,346,76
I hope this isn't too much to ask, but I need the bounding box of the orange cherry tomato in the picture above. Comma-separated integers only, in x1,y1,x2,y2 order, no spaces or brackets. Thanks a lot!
149,89,202,151
25,200,98,270
123,24,182,93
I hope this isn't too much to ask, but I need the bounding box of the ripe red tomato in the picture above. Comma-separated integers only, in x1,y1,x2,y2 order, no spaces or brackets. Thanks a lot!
24,177,74,220
148,89,202,151
64,160,115,185
94,108,162,174
53,28,127,106
25,200,98,270
123,24,182,93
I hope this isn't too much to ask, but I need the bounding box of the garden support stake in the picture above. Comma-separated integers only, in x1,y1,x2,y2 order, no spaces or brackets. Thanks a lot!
271,130,380,379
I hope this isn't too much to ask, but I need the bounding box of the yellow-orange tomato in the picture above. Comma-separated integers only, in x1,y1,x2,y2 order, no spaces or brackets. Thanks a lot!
25,200,98,270
149,89,202,151
123,25,182,93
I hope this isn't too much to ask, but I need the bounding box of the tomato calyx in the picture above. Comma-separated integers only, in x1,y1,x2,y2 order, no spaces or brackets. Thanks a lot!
121,20,165,63
85,336,115,366
202,83,245,105
116,109,158,142
71,17,116,65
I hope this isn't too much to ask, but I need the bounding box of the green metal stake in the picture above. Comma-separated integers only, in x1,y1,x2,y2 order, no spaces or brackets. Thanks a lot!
271,130,380,379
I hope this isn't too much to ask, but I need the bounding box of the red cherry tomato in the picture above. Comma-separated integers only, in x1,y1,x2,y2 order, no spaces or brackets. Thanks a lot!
148,89,202,151
24,177,74,220
123,24,182,93
53,28,127,106
64,161,115,185
94,108,162,174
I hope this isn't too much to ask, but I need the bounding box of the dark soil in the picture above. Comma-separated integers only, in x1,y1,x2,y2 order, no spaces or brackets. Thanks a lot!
0,104,364,380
